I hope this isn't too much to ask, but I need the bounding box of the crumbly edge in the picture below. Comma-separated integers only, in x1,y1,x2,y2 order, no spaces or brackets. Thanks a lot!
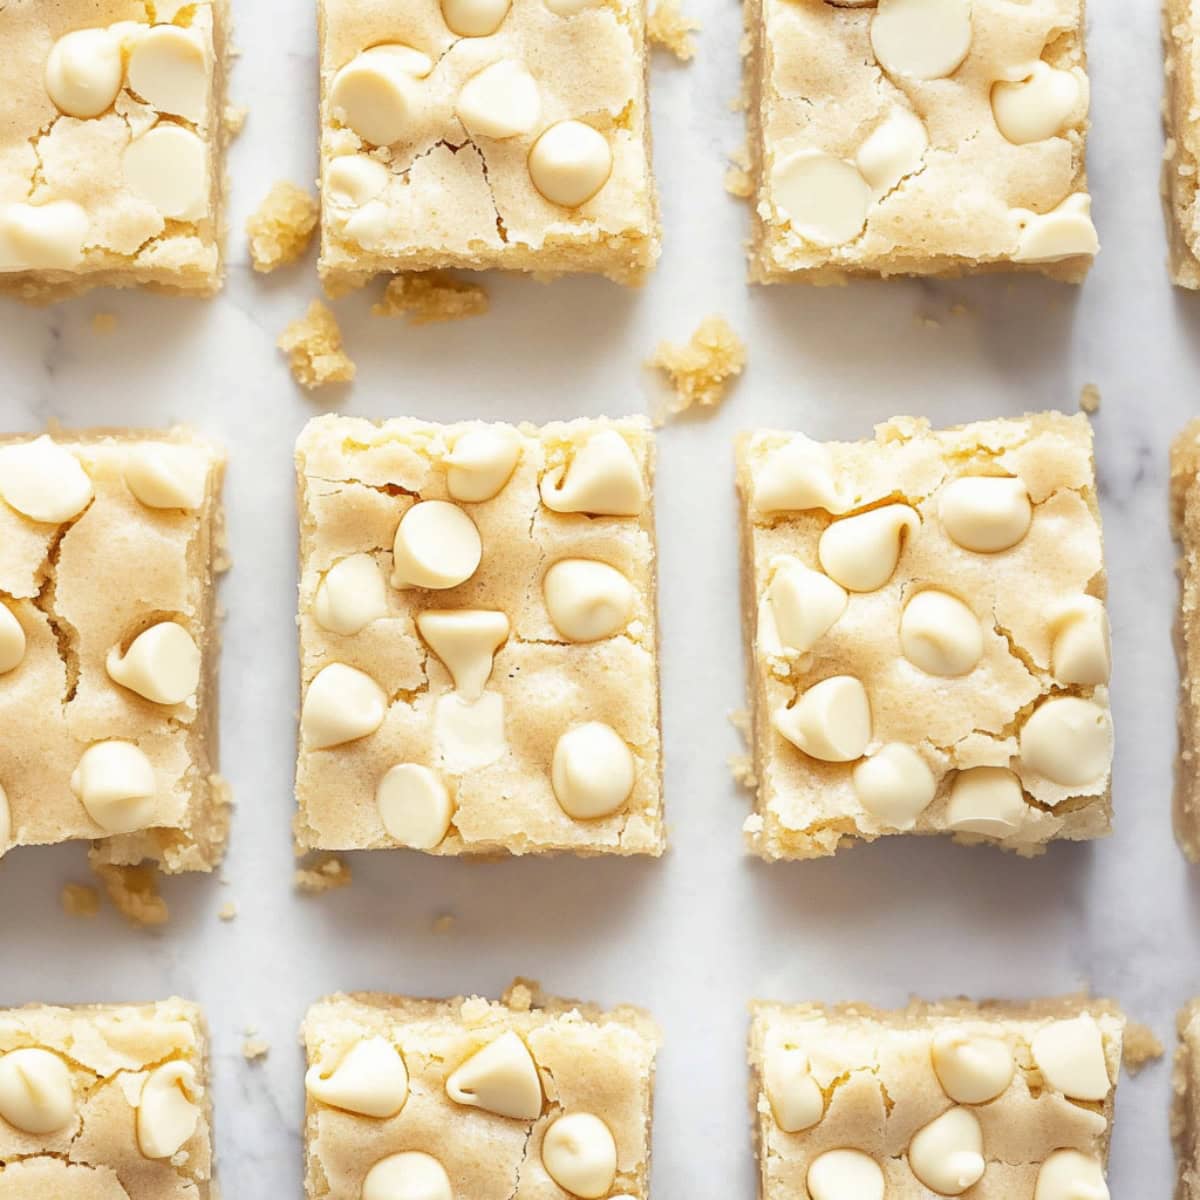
1172,421,1200,860
1175,1002,1200,1200
1164,0,1200,289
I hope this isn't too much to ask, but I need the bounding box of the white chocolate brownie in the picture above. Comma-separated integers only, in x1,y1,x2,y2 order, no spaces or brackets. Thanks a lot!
303,981,658,1200
1171,420,1200,859
0,997,215,1199
1164,1,1200,287
0,429,228,872
0,1,230,301
294,415,663,857
737,413,1111,860
750,997,1124,1200
1175,1001,1200,1199
317,0,659,290
744,0,1096,284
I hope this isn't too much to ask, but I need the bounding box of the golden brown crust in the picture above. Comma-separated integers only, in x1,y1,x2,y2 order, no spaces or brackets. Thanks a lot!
1164,0,1200,288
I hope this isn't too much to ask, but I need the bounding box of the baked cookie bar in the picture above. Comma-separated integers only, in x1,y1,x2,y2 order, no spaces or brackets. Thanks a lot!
750,997,1124,1200
294,415,663,857
737,413,1111,860
0,1,230,300
744,0,1096,283
303,981,658,1200
0,429,228,872
317,0,659,288
0,997,214,1198
1164,0,1200,286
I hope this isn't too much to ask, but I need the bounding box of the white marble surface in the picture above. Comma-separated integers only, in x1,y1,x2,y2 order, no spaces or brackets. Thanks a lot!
0,0,1193,1194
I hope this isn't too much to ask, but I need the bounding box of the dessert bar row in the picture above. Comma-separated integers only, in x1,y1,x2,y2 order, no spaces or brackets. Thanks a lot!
6,0,1200,294
0,984,1194,1200
4,412,1200,871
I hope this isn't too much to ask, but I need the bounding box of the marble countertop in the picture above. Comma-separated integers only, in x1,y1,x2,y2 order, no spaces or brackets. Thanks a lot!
0,0,1192,1194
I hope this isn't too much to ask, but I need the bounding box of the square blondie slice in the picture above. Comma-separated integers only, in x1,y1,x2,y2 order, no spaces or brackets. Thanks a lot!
1175,1001,1200,1198
317,0,659,289
0,1,230,301
0,428,228,872
303,981,658,1200
0,997,214,1198
737,413,1111,861
744,0,1097,283
750,997,1125,1200
294,415,662,857
1164,1,1200,287
1172,420,1200,859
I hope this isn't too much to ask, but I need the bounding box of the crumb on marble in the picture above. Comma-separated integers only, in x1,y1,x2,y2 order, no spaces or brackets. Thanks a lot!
93,863,169,928
372,271,491,325
242,1034,270,1062
728,753,758,790
90,312,118,334
61,883,100,919
1124,1021,1165,1073
729,708,751,738
1080,383,1101,414
648,0,700,60
278,301,356,390
725,165,753,199
247,181,319,273
649,314,746,420
295,854,353,895
223,105,247,137
218,901,238,922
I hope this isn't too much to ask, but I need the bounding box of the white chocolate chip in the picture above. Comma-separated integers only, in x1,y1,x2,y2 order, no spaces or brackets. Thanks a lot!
752,437,848,515
991,62,1082,146
441,0,512,36
544,559,635,642
106,621,201,706
807,1149,885,1200
127,25,208,122
1049,596,1111,685
764,557,847,653
541,1112,617,1200
362,1152,453,1200
136,1062,200,1160
314,554,390,636
930,1029,1014,1104
0,603,26,675
1034,1150,1109,1200
0,782,9,854
908,1107,986,1195
818,504,919,592
0,201,90,271
856,108,928,198
445,426,522,502
330,46,433,147
852,743,935,829
456,61,541,140
301,663,387,749
434,691,507,771
870,0,972,81
540,430,644,516
326,154,391,209
0,436,93,524
446,1031,542,1119
0,1049,75,1135
376,764,454,849
772,151,871,247
899,590,983,677
124,125,210,221
945,766,1026,836
763,1047,823,1132
552,722,635,819
938,476,1032,553
1012,194,1099,263
773,675,871,763
1019,697,1112,789
45,27,124,118
391,500,483,590
528,121,613,208
1031,1015,1111,1101
69,741,157,834
122,443,209,510
417,609,509,700
305,1037,409,1118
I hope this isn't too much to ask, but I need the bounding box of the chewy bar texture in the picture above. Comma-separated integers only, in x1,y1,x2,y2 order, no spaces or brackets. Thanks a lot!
0,998,215,1198
317,0,659,289
1176,1001,1200,1199
750,998,1125,1200
0,429,228,871
744,0,1097,283
1164,1,1200,287
1172,421,1200,859
303,981,659,1200
0,1,229,300
737,413,1112,861
294,415,663,857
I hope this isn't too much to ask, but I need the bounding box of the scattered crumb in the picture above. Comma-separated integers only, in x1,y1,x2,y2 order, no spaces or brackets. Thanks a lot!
93,864,169,928
222,105,247,137
1124,1021,1165,1074
949,300,969,317
247,181,319,272
728,753,758,790
61,883,100,919
295,854,353,894
916,314,941,329
90,312,118,334
432,913,457,935
729,708,751,738
1080,383,1101,414
278,301,356,390
724,164,753,198
648,0,700,60
649,314,746,421
242,1035,270,1062
372,272,490,325
218,901,238,922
